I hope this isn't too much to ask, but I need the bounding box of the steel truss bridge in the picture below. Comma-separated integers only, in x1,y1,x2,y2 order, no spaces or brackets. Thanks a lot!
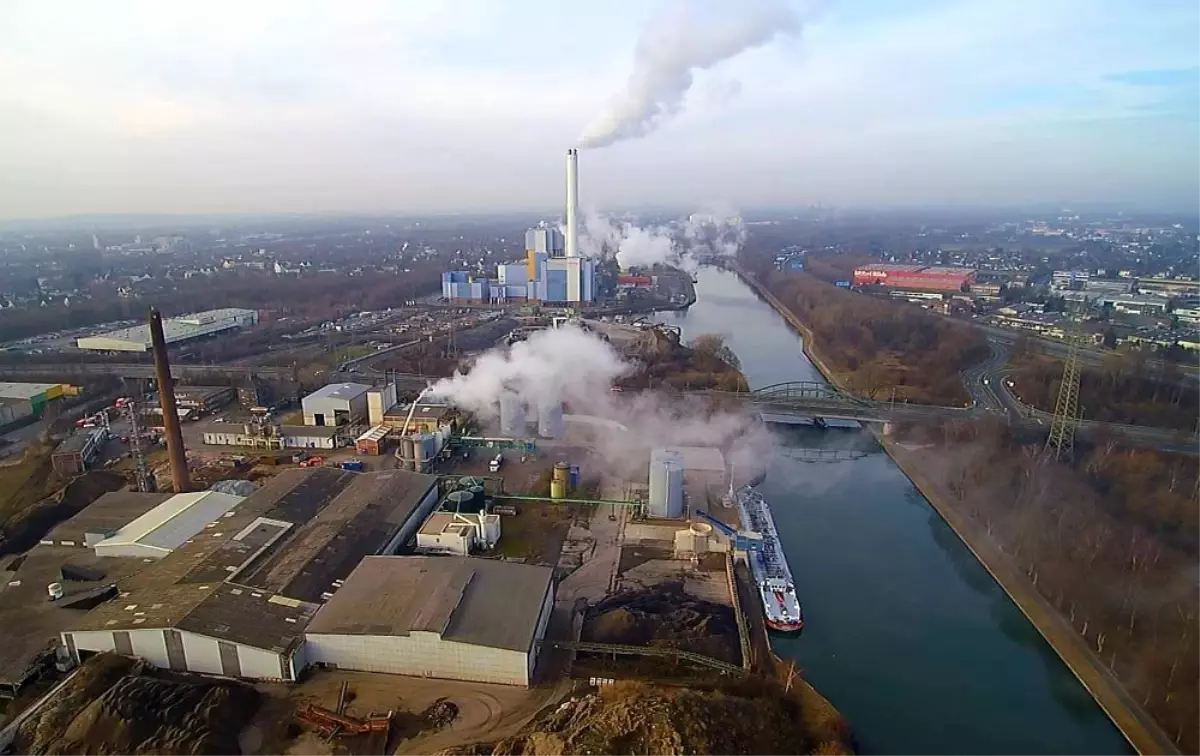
698,381,972,425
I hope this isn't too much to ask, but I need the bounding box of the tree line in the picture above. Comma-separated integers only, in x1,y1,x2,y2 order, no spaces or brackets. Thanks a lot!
894,418,1198,752
763,271,989,405
1010,339,1199,431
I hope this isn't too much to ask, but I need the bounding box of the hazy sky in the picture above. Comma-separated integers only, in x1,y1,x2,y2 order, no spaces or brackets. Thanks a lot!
1,0,1197,220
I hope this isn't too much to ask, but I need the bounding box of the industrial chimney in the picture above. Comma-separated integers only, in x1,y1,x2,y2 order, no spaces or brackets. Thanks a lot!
149,309,191,493
565,148,579,258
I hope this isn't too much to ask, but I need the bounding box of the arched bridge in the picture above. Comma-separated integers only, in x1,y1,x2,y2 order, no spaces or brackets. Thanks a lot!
698,381,972,424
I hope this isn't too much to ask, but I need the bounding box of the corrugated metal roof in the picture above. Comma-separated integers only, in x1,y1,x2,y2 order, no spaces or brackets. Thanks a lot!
95,490,245,554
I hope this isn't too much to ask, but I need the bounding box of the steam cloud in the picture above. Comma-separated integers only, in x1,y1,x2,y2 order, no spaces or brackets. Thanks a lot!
577,0,801,149
574,207,747,271
429,324,772,480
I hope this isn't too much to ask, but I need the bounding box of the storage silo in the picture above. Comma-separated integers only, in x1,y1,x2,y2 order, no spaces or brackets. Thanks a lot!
498,392,525,437
420,433,438,471
552,462,569,485
400,436,417,471
647,448,684,519
538,398,565,439
568,464,580,490
550,478,567,500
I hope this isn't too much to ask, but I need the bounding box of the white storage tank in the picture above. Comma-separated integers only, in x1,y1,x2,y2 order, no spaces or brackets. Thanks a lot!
537,398,565,439
48,582,64,601
480,513,501,548
647,448,684,519
499,392,524,437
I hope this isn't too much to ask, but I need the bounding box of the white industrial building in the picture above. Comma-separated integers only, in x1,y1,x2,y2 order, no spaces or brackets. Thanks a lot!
302,383,371,426
416,512,501,556
75,308,258,352
200,422,340,450
92,490,245,559
62,468,441,681
304,556,555,687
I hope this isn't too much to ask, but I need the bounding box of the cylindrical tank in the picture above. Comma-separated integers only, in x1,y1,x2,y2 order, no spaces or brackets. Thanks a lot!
445,490,474,513
48,582,64,601
537,398,565,439
568,464,580,490
499,392,524,437
420,433,437,468
468,485,486,512
458,476,482,490
482,514,501,547
550,478,567,500
552,462,569,484
647,449,684,519
402,436,414,470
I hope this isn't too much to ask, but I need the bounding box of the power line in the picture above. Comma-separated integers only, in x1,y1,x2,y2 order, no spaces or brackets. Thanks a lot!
1044,306,1082,464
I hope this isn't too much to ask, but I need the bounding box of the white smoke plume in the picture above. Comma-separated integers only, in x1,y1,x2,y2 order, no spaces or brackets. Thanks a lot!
575,207,746,271
577,0,802,149
429,324,773,481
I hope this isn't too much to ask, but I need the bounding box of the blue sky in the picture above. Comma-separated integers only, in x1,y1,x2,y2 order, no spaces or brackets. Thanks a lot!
0,0,1196,219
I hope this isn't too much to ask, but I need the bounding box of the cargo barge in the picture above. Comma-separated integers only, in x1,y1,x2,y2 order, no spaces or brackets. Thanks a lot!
732,485,803,632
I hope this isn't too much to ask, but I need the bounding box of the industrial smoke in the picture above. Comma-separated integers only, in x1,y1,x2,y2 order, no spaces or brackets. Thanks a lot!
577,0,801,149
429,324,772,479
576,208,747,271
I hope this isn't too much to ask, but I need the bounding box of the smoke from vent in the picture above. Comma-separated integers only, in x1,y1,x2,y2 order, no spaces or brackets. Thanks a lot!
577,0,802,149
574,207,747,271
429,324,771,480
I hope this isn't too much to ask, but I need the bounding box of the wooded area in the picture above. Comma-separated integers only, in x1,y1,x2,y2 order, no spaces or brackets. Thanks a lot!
1010,341,1199,431
893,418,1199,752
763,271,988,404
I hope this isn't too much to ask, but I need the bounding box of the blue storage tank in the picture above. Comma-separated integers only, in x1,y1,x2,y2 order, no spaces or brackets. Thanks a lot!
568,464,580,489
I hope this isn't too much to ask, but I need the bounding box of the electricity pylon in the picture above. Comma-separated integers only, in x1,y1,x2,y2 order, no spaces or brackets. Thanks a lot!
1044,306,1082,464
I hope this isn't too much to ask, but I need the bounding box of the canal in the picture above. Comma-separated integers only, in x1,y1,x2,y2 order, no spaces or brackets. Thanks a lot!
654,267,1132,755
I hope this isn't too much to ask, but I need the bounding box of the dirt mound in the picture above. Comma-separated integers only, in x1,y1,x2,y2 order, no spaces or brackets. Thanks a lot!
16,653,260,755
0,471,127,555
448,680,843,756
584,581,740,664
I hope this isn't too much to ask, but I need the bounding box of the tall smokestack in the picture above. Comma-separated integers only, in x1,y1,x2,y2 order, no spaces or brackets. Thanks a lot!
149,309,191,493
565,148,579,258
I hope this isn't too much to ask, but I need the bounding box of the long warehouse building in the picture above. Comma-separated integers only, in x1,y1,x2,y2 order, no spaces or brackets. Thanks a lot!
62,467,440,680
76,308,258,352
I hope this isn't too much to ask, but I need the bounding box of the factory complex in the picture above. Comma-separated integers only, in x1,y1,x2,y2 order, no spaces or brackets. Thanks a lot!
442,149,596,305
75,308,258,352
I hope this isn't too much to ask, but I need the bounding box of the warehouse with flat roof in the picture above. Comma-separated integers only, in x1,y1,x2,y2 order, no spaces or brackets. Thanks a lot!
304,555,555,686
61,467,440,681
75,308,258,352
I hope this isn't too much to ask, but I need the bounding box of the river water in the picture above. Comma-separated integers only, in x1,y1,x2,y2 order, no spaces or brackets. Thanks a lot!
653,267,1131,755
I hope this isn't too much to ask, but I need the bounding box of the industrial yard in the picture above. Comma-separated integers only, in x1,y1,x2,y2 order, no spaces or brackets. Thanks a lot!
0,152,841,756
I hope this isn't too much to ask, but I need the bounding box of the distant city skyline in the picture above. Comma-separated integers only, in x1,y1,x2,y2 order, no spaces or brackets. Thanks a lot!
1,0,1197,221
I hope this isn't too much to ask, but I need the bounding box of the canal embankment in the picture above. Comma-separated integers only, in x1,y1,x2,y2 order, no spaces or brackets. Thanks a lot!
730,262,1176,756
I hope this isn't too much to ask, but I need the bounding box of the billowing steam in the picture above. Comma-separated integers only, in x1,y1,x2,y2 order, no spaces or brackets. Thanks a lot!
429,324,772,480
577,0,802,149
574,207,747,271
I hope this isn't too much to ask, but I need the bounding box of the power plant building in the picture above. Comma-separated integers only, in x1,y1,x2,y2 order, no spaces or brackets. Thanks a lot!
76,308,258,352
303,555,554,687
441,151,594,305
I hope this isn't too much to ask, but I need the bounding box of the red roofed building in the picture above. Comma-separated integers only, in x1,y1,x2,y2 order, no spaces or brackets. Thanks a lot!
853,264,976,292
